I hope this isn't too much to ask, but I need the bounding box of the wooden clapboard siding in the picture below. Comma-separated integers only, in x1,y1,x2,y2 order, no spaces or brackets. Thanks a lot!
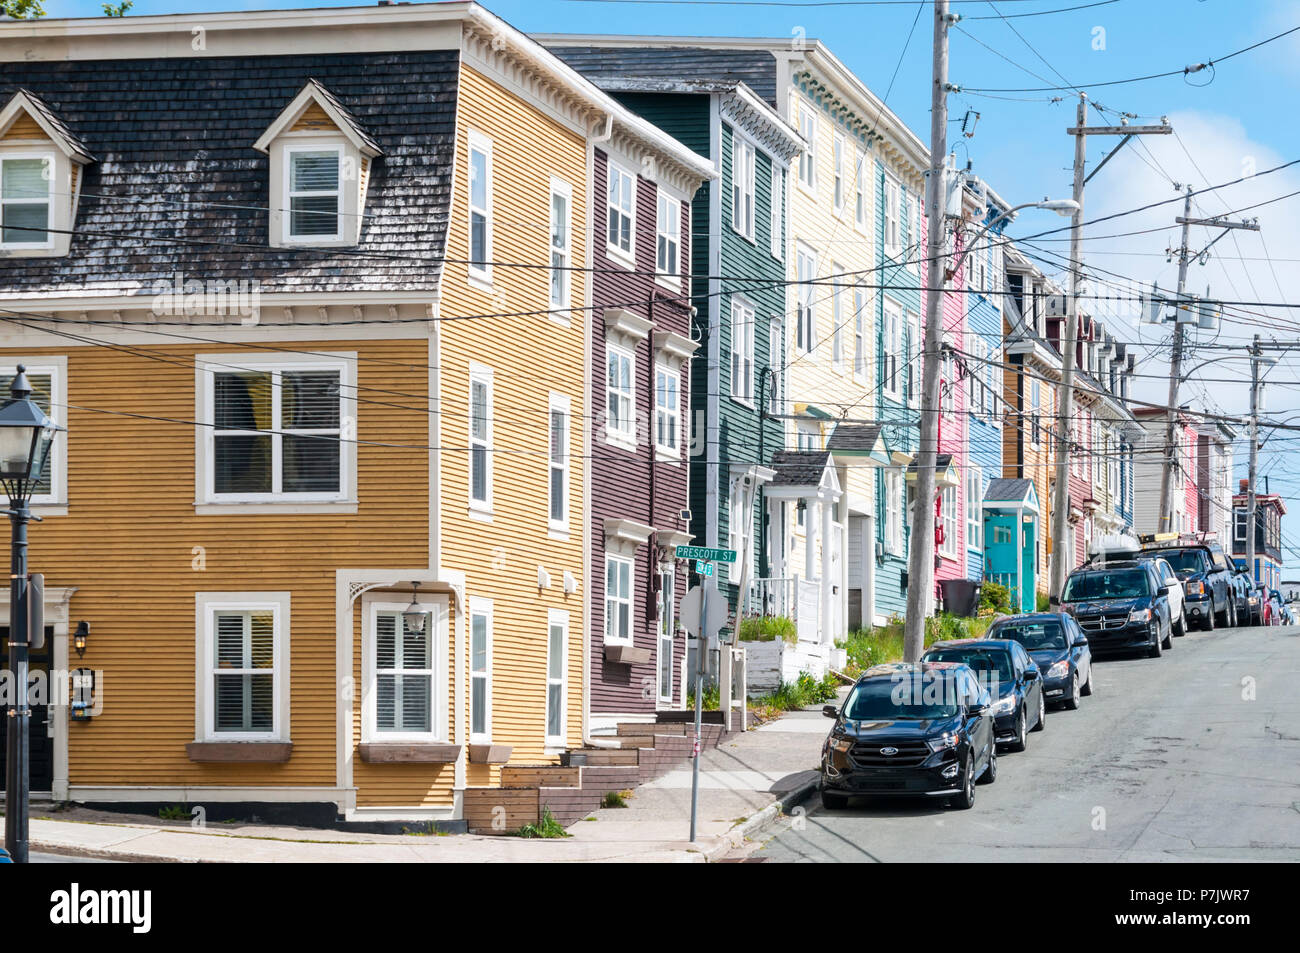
0,338,430,789
290,102,337,133
1,112,47,141
435,64,587,771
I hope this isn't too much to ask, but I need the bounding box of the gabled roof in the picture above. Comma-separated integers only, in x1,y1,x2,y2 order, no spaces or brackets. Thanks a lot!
826,423,892,466
769,450,833,488
984,477,1039,512
0,88,94,163
253,78,383,157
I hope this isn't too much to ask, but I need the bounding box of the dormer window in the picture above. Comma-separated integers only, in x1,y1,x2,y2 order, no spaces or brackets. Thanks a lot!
253,79,381,249
0,89,93,259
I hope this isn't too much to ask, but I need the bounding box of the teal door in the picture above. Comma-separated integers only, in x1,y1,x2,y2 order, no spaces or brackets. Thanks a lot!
983,512,1021,611
1020,518,1036,613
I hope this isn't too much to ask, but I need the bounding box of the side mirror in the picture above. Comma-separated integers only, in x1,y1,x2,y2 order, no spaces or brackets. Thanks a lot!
1023,668,1040,681
968,702,988,717
1048,595,1060,607
1157,586,1169,596
822,705,839,719
1072,634,1089,646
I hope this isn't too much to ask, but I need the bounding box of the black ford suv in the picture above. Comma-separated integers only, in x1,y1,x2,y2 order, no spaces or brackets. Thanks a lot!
1060,560,1172,658
1138,539,1235,631
820,662,996,810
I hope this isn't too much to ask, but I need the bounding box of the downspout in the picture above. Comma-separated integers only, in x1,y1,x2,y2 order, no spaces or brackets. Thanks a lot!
583,111,613,749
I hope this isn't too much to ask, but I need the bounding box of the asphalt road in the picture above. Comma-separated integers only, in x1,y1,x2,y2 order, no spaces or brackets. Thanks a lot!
752,622,1300,862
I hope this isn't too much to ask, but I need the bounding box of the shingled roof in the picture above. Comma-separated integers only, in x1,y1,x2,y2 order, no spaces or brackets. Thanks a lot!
0,50,459,298
985,477,1035,503
769,450,833,488
5,88,95,163
826,423,884,454
543,46,781,106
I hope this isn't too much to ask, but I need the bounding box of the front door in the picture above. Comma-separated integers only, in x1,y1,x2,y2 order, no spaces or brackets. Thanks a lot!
1021,520,1037,613
0,626,55,793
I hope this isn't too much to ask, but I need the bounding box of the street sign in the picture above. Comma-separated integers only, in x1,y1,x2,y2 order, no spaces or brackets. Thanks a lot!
679,583,727,639
694,560,714,577
675,545,736,563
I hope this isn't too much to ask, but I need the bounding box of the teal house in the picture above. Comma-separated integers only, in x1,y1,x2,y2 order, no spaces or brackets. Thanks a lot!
982,477,1040,613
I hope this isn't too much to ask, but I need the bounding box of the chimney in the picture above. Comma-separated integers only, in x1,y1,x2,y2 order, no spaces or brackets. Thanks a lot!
1239,478,1249,493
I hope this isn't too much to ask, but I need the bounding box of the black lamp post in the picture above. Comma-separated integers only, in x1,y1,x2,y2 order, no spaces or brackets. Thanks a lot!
0,366,62,864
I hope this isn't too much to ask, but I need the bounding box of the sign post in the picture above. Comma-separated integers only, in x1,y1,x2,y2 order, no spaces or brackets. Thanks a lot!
676,545,734,842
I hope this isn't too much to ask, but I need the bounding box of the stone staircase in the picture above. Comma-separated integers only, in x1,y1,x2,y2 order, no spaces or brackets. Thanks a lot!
462,711,751,834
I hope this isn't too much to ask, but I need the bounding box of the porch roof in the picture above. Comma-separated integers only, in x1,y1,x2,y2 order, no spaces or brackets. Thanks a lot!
826,423,891,466
984,477,1038,512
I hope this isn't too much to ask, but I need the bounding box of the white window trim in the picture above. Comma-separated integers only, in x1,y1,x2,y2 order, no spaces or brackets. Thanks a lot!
769,164,784,260
853,147,869,235
606,160,637,268
360,593,450,744
905,311,920,409
730,296,756,407
0,151,56,250
885,469,903,555
469,362,494,519
548,391,570,536
965,465,982,553
283,143,343,244
852,285,868,384
796,98,818,195
467,129,494,288
731,134,756,242
940,482,959,560
468,596,493,744
656,568,675,705
604,343,637,451
605,554,635,647
546,608,569,748
884,174,902,260
549,176,573,317
195,351,357,510
195,591,290,744
795,243,818,355
832,132,846,216
1,358,66,511
882,301,903,402
831,265,846,372
654,361,682,462
655,188,682,289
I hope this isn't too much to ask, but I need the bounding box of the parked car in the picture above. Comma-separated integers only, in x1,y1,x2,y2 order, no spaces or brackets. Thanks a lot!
985,612,1093,709
1256,585,1276,626
1231,569,1255,626
1060,560,1172,658
1151,557,1187,637
1269,590,1285,626
1282,604,1296,625
819,662,997,811
921,639,1045,750
1138,538,1235,630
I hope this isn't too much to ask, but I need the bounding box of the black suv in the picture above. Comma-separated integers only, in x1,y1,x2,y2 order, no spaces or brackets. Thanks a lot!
1060,560,1172,658
820,662,996,811
1138,540,1235,631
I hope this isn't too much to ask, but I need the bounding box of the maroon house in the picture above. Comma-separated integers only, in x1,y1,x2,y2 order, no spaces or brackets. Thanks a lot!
588,141,712,734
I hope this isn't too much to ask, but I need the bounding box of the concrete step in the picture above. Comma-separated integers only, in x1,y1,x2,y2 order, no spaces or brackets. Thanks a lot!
578,764,639,792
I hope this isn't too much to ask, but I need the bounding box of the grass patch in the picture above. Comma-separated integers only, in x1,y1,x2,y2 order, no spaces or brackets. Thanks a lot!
838,613,993,678
737,615,797,644
686,681,720,711
157,804,189,821
515,806,571,839
602,790,632,809
749,670,841,720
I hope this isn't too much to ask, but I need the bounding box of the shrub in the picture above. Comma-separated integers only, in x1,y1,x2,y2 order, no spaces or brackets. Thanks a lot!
686,681,720,711
737,615,797,644
516,806,571,838
1036,591,1050,612
979,580,1012,615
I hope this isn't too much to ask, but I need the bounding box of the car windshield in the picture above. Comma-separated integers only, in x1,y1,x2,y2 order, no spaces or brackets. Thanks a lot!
842,675,960,720
1063,569,1150,601
1147,549,1209,576
921,648,1013,687
993,621,1067,650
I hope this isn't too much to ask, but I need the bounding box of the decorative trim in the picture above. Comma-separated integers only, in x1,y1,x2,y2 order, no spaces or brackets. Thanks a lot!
604,306,653,350
652,328,697,371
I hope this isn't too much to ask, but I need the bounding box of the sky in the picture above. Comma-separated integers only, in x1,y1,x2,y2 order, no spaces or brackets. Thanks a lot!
27,0,1300,574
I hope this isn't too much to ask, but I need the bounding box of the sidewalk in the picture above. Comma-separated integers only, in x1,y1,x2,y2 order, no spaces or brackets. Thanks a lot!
25,703,830,863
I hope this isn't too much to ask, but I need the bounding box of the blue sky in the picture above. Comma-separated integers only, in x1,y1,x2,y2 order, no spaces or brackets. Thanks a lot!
34,0,1300,572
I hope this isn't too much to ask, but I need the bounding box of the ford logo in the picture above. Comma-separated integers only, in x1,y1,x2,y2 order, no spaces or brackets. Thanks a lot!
879,746,899,756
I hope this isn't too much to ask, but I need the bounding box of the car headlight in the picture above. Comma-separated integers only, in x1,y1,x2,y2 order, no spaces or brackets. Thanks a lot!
828,735,852,753
1185,580,1205,596
1046,660,1070,679
1129,607,1152,624
1249,596,1259,604
992,695,1017,714
926,732,959,752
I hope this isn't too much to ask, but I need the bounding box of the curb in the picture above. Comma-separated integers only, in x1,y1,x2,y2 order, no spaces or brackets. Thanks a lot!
701,774,819,862
31,840,201,863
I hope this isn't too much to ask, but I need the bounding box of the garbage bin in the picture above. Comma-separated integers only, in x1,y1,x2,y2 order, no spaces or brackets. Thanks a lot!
939,579,981,617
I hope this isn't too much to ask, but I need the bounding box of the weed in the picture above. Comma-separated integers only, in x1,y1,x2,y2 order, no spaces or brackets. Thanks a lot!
602,790,630,809
515,806,571,838
157,804,189,821
737,615,797,644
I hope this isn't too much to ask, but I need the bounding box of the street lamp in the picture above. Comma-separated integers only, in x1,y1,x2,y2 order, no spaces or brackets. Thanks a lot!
402,582,431,635
945,198,1078,282
1,365,63,865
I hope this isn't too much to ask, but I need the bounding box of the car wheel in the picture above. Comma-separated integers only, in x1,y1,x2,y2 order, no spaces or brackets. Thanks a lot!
1148,625,1163,658
978,744,997,785
1202,607,1216,633
1063,672,1081,710
1008,707,1027,752
1080,667,1094,696
1031,689,1046,730
1229,601,1238,628
821,790,849,811
1173,612,1185,637
1161,622,1173,650
949,756,976,809
1215,600,1230,628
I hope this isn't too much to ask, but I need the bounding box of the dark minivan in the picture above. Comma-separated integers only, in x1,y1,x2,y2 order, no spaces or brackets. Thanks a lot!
1061,561,1172,658
820,662,996,811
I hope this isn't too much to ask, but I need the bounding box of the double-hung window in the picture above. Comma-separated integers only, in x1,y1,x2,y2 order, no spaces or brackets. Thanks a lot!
607,161,636,262
656,190,681,283
854,148,868,232
605,555,633,644
374,609,434,735
796,246,817,352
906,312,920,408
606,345,635,446
882,302,902,400
797,100,817,190
770,165,784,259
549,178,571,308
853,285,867,382
546,610,568,746
940,344,955,416
469,365,493,513
731,136,755,240
548,394,569,531
0,363,62,505
832,133,846,214
205,356,352,504
831,265,845,371
469,599,492,742
884,176,901,259
940,482,959,559
730,297,755,403
657,569,675,705
0,155,52,247
286,146,342,241
655,364,680,456
199,593,289,742
965,466,982,552
885,469,903,554
468,131,493,282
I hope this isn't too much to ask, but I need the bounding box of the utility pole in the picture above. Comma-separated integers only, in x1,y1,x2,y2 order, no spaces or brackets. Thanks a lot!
903,0,951,663
1049,99,1171,602
1157,192,1260,534
1247,337,1261,583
